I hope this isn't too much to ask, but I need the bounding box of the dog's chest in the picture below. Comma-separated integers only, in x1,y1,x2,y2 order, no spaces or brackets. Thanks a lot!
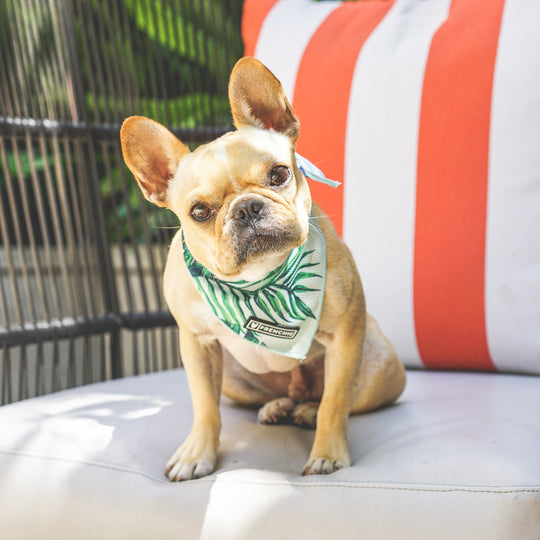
192,300,300,374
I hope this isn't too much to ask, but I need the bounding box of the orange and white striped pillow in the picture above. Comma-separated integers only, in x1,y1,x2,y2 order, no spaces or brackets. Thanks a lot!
243,0,540,374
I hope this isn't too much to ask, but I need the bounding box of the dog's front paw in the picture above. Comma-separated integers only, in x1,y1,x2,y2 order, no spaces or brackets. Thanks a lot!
302,455,350,476
302,441,351,476
258,397,295,425
165,433,217,482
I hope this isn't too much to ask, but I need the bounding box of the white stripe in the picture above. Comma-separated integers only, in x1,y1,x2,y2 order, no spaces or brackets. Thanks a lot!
254,0,341,101
343,0,451,367
486,0,540,374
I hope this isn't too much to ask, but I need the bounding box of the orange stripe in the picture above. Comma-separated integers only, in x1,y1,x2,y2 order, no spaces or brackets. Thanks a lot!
414,0,505,370
242,0,281,57
292,2,394,236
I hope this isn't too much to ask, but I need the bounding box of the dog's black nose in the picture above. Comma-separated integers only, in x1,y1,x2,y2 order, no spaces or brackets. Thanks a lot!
233,199,264,225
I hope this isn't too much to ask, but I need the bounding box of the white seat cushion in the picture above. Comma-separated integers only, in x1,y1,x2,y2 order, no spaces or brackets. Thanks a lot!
0,369,538,539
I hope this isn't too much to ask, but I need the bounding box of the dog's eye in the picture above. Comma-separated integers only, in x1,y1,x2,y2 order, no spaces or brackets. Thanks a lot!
270,165,291,187
190,203,213,222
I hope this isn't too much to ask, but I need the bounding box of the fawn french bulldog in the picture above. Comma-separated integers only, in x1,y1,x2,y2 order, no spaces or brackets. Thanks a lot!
120,57,405,481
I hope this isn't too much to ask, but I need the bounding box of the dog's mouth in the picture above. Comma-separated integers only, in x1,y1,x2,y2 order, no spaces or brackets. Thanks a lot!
236,228,300,265
222,195,307,275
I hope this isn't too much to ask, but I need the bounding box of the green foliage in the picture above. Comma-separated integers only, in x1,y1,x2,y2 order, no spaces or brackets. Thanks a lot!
2,0,244,245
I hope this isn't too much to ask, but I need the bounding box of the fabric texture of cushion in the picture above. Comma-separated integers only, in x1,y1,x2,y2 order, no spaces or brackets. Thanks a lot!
0,368,539,539
243,0,540,375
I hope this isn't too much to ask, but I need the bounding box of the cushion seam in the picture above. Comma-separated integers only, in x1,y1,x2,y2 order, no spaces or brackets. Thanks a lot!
1,449,539,493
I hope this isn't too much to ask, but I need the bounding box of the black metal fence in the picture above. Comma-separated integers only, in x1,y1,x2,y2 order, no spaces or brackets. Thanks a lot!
0,0,244,404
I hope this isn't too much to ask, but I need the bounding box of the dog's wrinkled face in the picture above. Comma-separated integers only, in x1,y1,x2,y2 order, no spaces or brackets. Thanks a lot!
121,57,311,282
168,127,310,280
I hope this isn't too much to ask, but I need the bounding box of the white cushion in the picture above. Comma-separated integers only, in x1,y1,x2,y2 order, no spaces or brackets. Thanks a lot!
0,369,538,539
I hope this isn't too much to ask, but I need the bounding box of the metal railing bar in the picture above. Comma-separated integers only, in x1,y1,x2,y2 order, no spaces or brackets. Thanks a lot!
0,117,229,142
1,345,8,405
0,143,21,327
171,1,187,127
98,0,126,124
185,0,198,125
165,0,184,125
143,1,165,122
23,135,56,319
101,143,136,313
109,2,134,120
18,345,26,401
73,139,104,316
210,0,227,120
0,4,15,116
200,2,219,118
149,0,172,126
86,336,94,385
25,0,48,118
62,138,92,318
150,329,157,373
0,316,118,348
82,335,89,388
19,139,51,320
0,310,175,348
81,139,122,378
59,340,68,391
29,0,58,118
87,0,112,124
52,0,72,120
126,143,164,309
200,0,217,122
72,0,100,123
103,334,111,382
96,335,105,384
0,256,11,330
118,1,142,116
28,135,63,318
6,138,43,324
69,338,77,388
59,0,89,123
31,340,40,398
152,329,159,373
10,3,31,118
45,134,78,317
142,330,150,374
36,0,62,120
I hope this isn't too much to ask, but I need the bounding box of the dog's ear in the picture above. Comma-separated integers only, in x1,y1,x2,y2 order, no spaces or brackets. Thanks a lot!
120,116,189,207
229,57,299,142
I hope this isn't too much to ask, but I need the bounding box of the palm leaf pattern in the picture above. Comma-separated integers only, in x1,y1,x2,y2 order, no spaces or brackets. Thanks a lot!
182,218,326,356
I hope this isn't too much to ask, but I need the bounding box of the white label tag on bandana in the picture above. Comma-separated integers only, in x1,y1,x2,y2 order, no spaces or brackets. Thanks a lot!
183,216,327,360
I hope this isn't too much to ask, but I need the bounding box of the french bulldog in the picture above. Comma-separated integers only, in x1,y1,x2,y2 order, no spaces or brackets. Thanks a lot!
120,57,406,482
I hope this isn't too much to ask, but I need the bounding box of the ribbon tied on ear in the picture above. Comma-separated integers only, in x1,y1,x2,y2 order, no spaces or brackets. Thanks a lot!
295,153,341,188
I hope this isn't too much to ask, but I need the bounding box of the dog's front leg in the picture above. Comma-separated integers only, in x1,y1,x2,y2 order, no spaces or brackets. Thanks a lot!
165,326,223,482
303,317,365,476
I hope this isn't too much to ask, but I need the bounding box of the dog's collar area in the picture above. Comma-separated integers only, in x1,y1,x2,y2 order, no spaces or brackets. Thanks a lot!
182,215,327,360
295,153,341,188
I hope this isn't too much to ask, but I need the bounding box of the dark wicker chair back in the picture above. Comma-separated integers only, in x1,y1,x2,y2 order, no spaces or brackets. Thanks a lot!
0,0,243,404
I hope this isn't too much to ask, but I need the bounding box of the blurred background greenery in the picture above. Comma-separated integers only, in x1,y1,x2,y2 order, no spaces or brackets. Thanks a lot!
1,0,244,244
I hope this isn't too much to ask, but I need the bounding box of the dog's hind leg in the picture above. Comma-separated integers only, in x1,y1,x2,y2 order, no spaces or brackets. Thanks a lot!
351,315,406,414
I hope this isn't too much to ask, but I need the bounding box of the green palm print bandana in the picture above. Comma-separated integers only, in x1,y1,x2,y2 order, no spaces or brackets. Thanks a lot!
183,215,326,360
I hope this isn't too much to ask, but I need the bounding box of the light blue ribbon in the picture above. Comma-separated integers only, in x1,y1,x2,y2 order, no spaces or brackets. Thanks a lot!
295,153,341,188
